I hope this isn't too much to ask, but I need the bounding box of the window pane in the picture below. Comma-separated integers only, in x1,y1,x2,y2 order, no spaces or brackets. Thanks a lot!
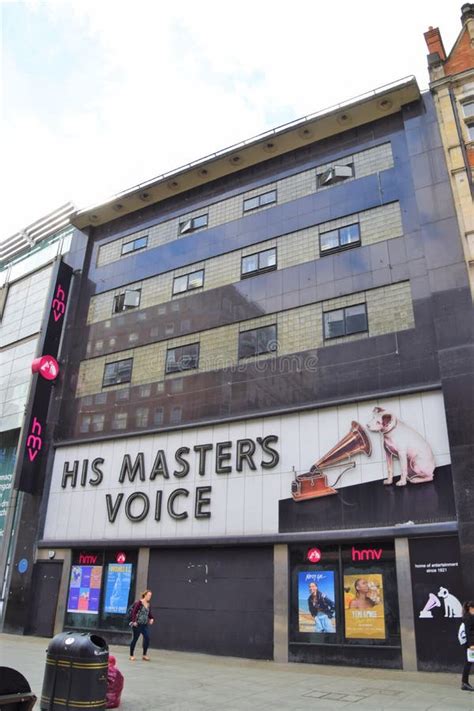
136,408,149,427
187,270,204,289
166,349,179,373
468,124,474,141
134,236,148,250
242,254,259,274
243,196,259,212
239,330,257,358
173,275,188,294
103,359,132,386
324,310,345,339
154,408,164,426
103,363,118,386
259,190,276,206
92,414,105,432
193,214,208,229
123,289,141,308
121,241,134,255
180,344,199,370
256,325,277,355
345,304,367,335
340,224,360,246
463,101,474,118
112,412,127,430
113,293,125,312
320,230,339,252
259,249,277,270
179,219,193,234
80,416,91,433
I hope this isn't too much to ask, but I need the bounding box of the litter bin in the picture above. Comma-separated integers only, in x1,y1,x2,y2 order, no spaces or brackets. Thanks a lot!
0,667,36,711
40,631,108,711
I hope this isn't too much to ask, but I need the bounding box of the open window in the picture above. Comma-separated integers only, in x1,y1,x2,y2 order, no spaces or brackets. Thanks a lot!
318,164,353,188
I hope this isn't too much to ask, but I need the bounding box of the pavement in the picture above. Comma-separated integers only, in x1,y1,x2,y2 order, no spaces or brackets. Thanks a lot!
1,634,473,710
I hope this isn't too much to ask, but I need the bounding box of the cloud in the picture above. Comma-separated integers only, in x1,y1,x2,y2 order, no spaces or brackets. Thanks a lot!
1,0,461,239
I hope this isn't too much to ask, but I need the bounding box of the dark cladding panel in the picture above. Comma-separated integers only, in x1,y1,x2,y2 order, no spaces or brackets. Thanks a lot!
148,546,273,659
409,536,464,672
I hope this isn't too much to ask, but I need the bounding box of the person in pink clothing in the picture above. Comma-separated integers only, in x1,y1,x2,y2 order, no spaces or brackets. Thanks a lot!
106,655,124,708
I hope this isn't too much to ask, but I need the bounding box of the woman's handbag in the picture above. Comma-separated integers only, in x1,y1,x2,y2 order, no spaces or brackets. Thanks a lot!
467,648,474,662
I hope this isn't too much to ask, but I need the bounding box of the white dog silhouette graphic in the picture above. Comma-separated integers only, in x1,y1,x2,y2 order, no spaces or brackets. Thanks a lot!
437,587,463,617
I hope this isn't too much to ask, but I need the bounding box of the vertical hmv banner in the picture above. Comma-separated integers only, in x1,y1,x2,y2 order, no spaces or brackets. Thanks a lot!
17,260,73,494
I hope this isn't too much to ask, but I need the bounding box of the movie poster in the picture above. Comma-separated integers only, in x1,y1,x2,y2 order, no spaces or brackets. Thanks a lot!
67,565,103,614
104,563,133,614
298,570,336,633
344,573,385,639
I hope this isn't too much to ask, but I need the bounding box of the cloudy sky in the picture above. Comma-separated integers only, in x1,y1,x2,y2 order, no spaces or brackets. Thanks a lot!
1,0,461,240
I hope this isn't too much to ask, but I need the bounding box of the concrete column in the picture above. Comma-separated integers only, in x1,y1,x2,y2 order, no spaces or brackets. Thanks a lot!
54,549,72,635
395,537,417,671
136,547,150,598
273,543,288,663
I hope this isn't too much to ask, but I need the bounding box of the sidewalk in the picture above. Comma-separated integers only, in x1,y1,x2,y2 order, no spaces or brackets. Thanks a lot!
0,634,473,710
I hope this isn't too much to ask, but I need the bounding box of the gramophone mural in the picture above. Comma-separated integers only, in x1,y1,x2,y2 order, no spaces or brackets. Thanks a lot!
291,406,436,502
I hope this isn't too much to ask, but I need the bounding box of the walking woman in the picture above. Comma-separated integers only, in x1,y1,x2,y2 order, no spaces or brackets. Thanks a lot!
129,590,155,661
461,600,474,692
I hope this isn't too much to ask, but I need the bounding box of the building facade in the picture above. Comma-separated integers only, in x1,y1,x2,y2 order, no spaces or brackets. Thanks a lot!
424,3,474,296
4,76,473,672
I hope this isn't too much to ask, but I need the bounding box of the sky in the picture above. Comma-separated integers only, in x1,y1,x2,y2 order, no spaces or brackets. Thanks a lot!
0,0,462,241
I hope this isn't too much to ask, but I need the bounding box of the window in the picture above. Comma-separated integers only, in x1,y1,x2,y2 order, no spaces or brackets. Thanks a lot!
91,414,105,432
320,223,360,254
467,123,474,141
165,343,200,374
121,236,148,256
243,189,277,212
462,100,474,119
112,412,128,430
170,406,182,424
136,407,149,427
154,407,164,426
113,289,141,313
239,324,277,359
139,384,151,398
115,388,130,402
102,358,133,387
179,214,208,235
80,416,91,433
323,304,368,340
318,164,353,187
172,269,204,295
241,248,277,277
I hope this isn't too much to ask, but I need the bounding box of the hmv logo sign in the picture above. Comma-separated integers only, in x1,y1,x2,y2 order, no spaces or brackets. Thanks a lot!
26,416,43,462
51,283,67,322
351,546,384,561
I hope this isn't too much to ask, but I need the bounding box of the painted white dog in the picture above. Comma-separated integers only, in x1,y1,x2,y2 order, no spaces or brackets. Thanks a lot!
437,587,463,617
367,407,435,487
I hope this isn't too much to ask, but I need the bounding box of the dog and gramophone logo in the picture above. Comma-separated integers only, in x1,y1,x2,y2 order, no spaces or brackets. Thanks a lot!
291,405,436,501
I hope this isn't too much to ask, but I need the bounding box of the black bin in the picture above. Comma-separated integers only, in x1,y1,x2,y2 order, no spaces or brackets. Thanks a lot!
0,667,36,711
40,632,108,710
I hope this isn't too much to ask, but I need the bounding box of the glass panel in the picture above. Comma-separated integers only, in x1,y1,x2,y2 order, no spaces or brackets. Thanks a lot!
345,304,367,335
324,310,345,339
166,349,179,373
113,293,125,312
179,344,199,370
112,412,127,430
103,363,118,387
256,325,277,355
340,224,360,246
116,359,132,383
243,196,259,212
136,408,149,427
259,190,276,206
134,236,148,250
187,270,204,289
154,408,164,426
259,249,277,270
173,275,188,294
92,414,105,432
179,219,193,234
121,241,134,255
468,124,474,141
80,416,91,433
123,289,141,308
192,214,208,229
320,230,339,252
170,407,182,424
462,101,474,118
242,254,259,274
239,330,257,358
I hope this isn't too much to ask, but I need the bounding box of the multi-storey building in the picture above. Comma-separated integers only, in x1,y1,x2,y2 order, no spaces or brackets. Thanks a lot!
4,74,473,673
0,204,79,624
424,2,474,296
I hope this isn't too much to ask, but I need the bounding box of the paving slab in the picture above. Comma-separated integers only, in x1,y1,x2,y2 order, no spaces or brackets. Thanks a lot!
1,633,473,710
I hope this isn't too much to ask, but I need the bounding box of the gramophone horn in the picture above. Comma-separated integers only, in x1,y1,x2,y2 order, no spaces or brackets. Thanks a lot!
311,421,371,473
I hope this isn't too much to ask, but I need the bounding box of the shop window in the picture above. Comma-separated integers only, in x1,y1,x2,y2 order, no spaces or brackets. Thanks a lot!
320,223,360,254
113,289,141,314
241,248,277,278
323,304,368,340
103,358,133,387
165,343,199,374
172,269,204,296
239,324,277,359
179,214,208,235
121,236,148,256
243,189,277,213
136,407,149,427
64,550,138,633
317,164,353,187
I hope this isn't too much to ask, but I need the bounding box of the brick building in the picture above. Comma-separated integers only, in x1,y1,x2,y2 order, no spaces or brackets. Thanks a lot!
3,74,473,673
424,3,474,296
